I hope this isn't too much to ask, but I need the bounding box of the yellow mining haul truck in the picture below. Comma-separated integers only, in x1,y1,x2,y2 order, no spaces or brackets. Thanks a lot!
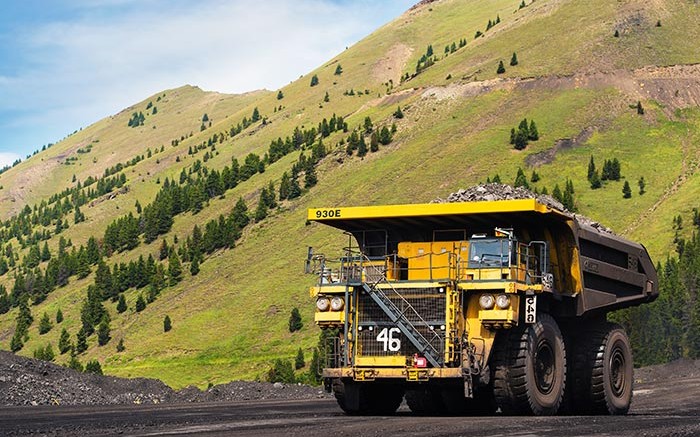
306,199,657,416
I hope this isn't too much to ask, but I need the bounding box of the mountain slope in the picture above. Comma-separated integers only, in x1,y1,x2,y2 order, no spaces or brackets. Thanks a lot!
1,0,699,388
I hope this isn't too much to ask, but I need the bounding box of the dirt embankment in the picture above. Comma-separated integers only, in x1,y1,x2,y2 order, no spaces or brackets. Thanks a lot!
0,351,328,406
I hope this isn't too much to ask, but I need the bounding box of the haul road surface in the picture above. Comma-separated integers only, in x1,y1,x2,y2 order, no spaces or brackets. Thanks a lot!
2,362,699,437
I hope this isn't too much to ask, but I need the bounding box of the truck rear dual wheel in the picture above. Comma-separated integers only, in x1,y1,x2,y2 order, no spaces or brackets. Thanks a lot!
333,379,404,415
493,313,566,415
569,323,633,415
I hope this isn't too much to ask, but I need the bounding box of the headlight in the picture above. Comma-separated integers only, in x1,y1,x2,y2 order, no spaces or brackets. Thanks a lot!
479,294,495,310
316,296,330,311
496,294,511,309
330,296,345,311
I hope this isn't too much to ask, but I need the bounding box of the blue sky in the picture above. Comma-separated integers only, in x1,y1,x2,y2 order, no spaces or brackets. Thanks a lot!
0,0,414,167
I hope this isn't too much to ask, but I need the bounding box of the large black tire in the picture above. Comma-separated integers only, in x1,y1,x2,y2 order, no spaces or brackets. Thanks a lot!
492,313,567,415
405,387,446,415
333,379,404,415
570,322,633,415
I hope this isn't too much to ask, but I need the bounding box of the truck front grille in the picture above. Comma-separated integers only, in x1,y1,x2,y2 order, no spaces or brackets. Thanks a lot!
356,287,445,358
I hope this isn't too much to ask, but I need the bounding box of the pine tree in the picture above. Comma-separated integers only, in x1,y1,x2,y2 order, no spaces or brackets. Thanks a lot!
496,60,506,74
334,64,343,75
164,315,172,332
230,197,250,229
97,315,111,346
323,91,330,103
288,177,302,199
514,168,529,189
135,294,146,312
378,126,392,145
295,347,305,370
279,172,291,200
68,355,83,372
310,74,319,87
638,176,646,195
39,312,52,334
528,120,539,140
510,52,518,66
614,29,620,37
254,197,268,222
304,165,317,189
10,332,23,352
308,347,321,384
394,106,404,119
611,158,621,180
551,184,563,202
85,360,103,375
363,116,374,134
622,181,632,198
190,256,200,276
168,251,183,285
530,171,541,183
159,239,169,261
277,90,284,100
41,242,51,261
587,156,596,181
116,294,127,313
590,170,602,189
357,136,368,157
76,327,88,353
0,288,8,315
58,328,71,354
289,307,303,332
268,359,295,383
116,338,125,352
514,129,528,150
56,308,63,323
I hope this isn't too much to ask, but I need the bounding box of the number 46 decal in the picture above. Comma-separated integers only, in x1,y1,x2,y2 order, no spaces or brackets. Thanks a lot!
377,327,401,352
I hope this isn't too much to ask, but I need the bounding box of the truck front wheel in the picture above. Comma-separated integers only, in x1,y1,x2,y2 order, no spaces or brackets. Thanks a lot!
492,313,566,415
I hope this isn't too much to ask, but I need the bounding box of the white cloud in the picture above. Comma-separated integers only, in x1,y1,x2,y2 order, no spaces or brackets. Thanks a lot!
0,0,413,154
0,152,21,168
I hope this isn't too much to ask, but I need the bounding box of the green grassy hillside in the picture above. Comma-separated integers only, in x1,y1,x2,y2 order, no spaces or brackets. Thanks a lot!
1,0,699,388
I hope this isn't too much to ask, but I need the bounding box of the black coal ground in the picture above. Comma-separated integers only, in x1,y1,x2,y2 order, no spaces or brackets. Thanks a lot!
0,351,328,407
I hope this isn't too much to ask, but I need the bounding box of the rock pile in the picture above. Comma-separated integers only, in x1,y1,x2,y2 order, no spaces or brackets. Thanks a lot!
0,351,328,407
435,183,614,234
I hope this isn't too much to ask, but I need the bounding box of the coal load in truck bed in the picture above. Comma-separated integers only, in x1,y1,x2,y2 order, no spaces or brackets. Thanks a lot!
433,183,614,234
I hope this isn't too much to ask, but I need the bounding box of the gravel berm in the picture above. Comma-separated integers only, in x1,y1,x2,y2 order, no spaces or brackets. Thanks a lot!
0,350,329,406
434,183,614,234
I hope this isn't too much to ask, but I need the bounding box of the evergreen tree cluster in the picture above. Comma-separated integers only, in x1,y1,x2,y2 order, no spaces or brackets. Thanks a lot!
33,343,55,361
416,44,436,74
127,111,145,128
588,156,624,190
443,38,467,56
509,118,539,150
344,117,395,157
0,167,133,258
550,179,576,211
601,158,622,181
267,358,296,383
613,231,700,364
485,14,501,31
